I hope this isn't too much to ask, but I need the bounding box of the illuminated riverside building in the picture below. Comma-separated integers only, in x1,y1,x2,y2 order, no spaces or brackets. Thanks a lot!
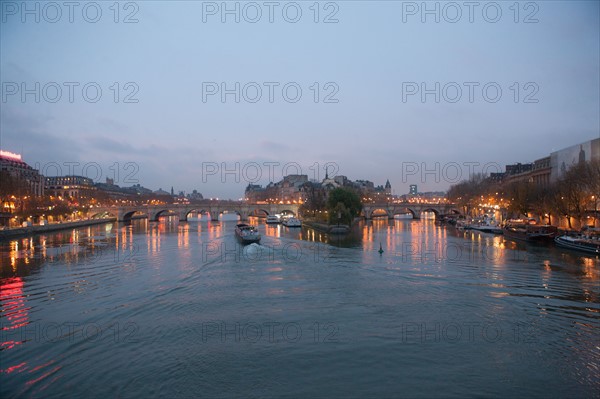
490,138,599,187
550,138,600,182
0,150,45,196
245,175,308,203
45,175,96,198
245,173,394,204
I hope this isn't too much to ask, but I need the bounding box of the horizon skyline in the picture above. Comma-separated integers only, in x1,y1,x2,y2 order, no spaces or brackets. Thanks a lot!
2,134,598,199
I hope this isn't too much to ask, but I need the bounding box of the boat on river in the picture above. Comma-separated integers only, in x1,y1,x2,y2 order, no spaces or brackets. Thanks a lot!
554,230,600,255
282,217,301,227
235,223,261,244
470,216,503,234
503,219,557,242
472,223,504,234
456,219,471,231
266,215,280,224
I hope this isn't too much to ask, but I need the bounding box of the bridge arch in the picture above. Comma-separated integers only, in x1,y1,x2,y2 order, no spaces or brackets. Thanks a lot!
151,209,179,222
121,210,146,222
248,208,271,217
420,208,441,219
218,209,242,221
392,207,417,219
183,208,212,222
90,211,117,219
370,208,390,218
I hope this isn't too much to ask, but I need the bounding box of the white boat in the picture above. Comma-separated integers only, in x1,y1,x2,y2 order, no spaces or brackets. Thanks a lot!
467,215,503,234
554,234,600,255
266,215,280,224
471,220,503,234
235,223,261,244
282,217,301,227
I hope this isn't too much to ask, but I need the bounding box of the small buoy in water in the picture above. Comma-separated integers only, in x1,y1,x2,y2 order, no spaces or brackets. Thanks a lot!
378,243,384,255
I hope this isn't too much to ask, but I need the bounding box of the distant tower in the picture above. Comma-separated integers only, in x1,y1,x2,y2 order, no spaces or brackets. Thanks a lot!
579,145,586,164
385,179,392,195
409,184,418,196
171,186,174,196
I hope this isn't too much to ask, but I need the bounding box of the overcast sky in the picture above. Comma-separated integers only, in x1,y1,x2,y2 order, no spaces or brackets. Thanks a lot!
1,1,598,198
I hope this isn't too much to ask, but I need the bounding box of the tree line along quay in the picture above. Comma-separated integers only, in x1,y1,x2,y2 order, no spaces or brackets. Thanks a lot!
447,142,600,230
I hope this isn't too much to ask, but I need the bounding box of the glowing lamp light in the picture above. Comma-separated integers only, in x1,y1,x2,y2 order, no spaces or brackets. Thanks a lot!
0,150,22,161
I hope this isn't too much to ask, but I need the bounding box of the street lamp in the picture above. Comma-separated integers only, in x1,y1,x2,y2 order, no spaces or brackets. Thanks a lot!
593,195,598,228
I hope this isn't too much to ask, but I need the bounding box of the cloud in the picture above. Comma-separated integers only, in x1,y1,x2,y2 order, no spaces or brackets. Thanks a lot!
0,105,81,163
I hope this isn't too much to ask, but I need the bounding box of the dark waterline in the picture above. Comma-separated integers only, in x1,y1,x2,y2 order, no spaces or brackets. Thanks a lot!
1,217,599,398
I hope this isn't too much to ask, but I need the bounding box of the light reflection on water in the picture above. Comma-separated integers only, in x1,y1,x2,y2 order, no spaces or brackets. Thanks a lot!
0,216,598,397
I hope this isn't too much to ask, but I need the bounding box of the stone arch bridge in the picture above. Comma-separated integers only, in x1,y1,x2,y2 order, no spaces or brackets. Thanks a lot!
90,202,300,222
362,203,460,219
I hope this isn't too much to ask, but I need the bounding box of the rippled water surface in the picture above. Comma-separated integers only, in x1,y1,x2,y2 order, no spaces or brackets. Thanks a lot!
1,217,599,398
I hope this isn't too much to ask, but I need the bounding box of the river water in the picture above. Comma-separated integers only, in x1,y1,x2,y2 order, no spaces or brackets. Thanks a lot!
1,216,598,398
